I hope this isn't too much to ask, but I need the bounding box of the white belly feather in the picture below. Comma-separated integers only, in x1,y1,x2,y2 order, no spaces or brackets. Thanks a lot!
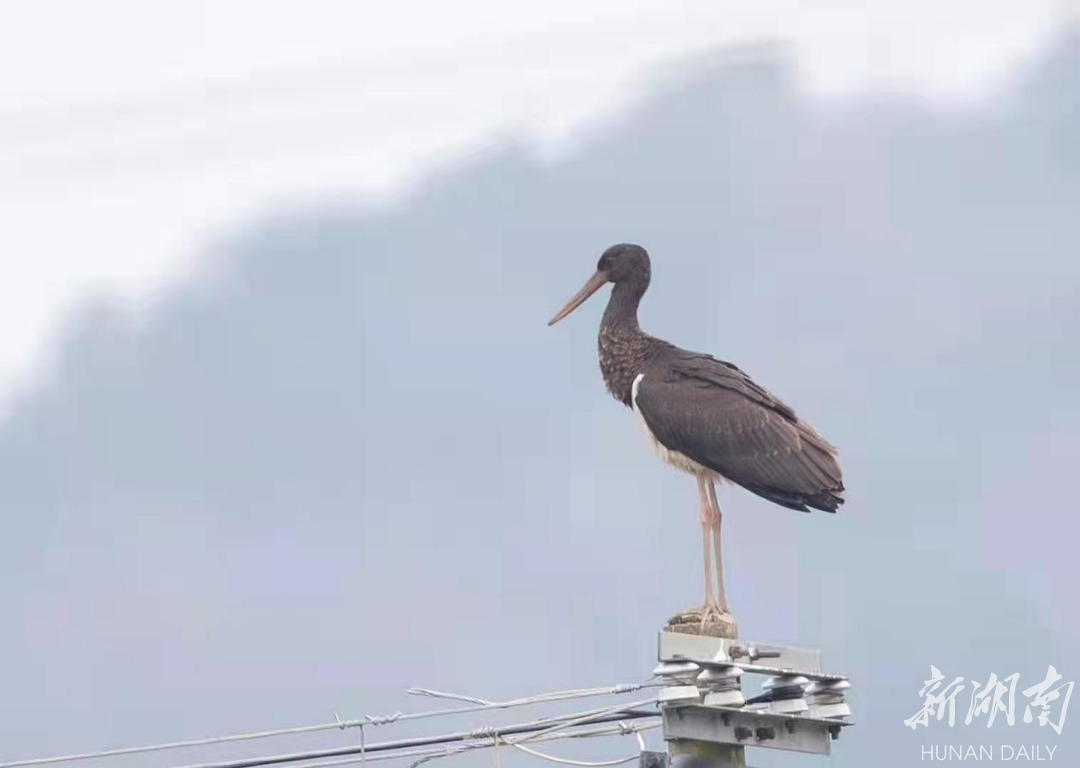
631,373,718,479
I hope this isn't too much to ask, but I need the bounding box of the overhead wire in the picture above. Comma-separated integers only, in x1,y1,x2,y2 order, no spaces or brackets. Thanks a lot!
509,743,641,767
407,686,652,767
275,721,660,768
0,681,658,768
404,698,658,768
166,701,658,768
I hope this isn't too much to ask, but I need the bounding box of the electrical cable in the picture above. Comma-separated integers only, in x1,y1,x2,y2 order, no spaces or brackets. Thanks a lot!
278,721,660,768
168,703,657,768
0,681,656,768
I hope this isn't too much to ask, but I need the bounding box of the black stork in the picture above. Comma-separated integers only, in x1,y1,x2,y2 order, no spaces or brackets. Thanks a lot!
548,243,844,627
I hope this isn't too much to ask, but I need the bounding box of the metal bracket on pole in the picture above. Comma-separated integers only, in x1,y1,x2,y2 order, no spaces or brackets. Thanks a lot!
655,631,853,761
663,705,843,755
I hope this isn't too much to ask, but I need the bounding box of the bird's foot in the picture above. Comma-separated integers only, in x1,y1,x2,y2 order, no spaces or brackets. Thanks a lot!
698,600,728,629
666,603,738,638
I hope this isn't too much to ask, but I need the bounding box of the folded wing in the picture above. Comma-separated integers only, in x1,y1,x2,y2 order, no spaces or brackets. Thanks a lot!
634,354,844,512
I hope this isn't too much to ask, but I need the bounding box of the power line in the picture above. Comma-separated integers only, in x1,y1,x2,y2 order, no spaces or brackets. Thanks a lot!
247,720,660,768
170,702,658,768
0,682,658,768
408,685,651,767
510,742,642,768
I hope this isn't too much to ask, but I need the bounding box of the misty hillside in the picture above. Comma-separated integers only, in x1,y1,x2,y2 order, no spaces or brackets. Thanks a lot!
2,33,1078,766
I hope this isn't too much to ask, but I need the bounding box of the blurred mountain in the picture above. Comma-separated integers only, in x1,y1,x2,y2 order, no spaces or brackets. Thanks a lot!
2,32,1079,767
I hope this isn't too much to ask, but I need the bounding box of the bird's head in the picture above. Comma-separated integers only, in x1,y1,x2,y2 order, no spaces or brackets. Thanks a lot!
548,243,650,326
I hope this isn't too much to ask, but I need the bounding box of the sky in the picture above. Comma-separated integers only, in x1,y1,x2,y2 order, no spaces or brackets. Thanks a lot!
3,5,1080,768
0,0,1074,412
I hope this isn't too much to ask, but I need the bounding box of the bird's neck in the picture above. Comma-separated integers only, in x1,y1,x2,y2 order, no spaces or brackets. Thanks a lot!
598,282,651,406
601,282,644,331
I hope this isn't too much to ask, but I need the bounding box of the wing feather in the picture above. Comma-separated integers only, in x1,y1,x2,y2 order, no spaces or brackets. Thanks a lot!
635,354,844,513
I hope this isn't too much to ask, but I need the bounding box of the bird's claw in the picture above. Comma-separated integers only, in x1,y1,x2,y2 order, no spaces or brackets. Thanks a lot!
699,600,729,629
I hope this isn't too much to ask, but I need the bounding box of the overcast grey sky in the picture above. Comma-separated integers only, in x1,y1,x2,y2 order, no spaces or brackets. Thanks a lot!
2,12,1079,768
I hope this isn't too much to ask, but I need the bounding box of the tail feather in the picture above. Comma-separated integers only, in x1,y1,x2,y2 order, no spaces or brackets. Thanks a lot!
742,482,844,513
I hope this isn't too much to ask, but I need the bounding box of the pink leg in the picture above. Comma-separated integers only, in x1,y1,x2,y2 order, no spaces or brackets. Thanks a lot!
696,475,725,626
697,475,717,610
706,480,729,613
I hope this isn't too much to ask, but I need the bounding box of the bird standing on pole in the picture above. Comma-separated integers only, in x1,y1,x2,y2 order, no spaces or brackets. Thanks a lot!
548,244,844,632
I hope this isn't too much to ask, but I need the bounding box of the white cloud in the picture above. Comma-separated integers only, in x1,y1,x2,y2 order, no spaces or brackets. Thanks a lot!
0,0,1065,409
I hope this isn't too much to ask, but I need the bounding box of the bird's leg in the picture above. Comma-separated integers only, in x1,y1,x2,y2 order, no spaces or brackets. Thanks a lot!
697,475,723,625
706,480,729,614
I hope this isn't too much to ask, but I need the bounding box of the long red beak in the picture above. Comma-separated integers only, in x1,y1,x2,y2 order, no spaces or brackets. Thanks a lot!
547,270,609,326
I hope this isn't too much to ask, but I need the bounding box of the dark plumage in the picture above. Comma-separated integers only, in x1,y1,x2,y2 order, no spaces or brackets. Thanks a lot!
549,242,845,621
632,351,844,512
